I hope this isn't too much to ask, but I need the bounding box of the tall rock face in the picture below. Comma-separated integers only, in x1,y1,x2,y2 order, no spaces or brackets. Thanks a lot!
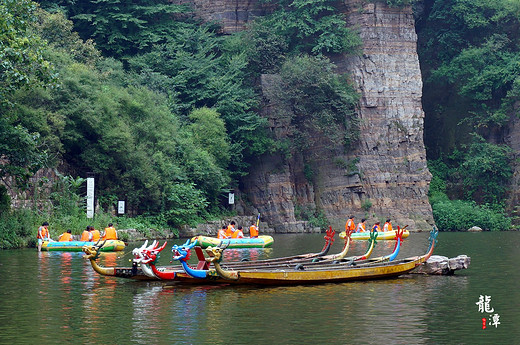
183,1,434,232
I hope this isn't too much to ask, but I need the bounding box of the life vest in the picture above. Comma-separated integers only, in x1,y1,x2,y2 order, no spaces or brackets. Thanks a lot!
59,232,73,242
345,219,355,232
80,230,92,241
356,223,366,233
249,225,259,238
372,224,381,232
231,230,244,239
225,225,235,238
217,229,227,239
37,226,49,239
91,229,101,241
102,226,117,240
383,222,393,232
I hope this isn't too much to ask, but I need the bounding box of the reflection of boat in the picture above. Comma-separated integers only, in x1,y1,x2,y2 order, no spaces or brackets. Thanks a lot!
339,229,409,241
203,228,437,285
42,239,126,252
190,235,274,248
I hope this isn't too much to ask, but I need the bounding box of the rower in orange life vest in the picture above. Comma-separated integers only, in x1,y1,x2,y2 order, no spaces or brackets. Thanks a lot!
91,227,101,241
58,229,73,242
225,221,236,238
217,225,229,239
345,215,355,233
249,221,259,238
37,221,51,251
371,221,381,232
80,226,93,241
383,219,392,232
355,218,366,233
102,223,118,240
232,226,245,239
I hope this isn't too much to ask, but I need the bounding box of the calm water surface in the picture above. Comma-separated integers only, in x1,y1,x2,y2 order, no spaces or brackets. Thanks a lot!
0,231,519,344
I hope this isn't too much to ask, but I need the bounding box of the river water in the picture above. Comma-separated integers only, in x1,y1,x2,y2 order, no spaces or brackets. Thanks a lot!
0,231,518,344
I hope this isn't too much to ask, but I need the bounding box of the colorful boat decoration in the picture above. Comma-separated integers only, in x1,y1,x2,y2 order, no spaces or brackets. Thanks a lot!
190,235,274,248
339,228,410,241
43,239,126,252
200,227,437,285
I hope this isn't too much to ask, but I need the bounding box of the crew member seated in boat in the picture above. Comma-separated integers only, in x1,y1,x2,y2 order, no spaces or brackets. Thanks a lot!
345,215,355,233
91,227,101,241
383,219,392,232
249,221,259,238
218,225,229,239
232,226,244,239
225,221,236,238
102,223,118,240
355,218,366,232
58,229,73,242
371,221,381,232
80,226,93,241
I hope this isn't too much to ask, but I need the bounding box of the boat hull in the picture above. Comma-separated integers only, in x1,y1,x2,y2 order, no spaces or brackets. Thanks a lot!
191,235,274,248
42,240,126,252
339,230,409,241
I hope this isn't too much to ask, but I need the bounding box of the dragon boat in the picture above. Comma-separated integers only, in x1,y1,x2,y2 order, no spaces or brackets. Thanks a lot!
42,239,126,252
339,229,410,241
199,227,437,285
152,228,405,282
190,235,274,248
82,228,337,280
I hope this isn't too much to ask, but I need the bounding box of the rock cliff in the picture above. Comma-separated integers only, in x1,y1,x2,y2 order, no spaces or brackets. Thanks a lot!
185,0,434,232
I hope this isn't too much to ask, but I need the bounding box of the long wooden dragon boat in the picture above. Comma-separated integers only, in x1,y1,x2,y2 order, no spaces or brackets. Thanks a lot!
175,227,437,286
43,239,126,252
190,235,274,248
82,227,337,280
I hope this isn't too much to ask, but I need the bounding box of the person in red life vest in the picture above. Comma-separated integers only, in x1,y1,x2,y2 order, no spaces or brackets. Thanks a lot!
383,219,393,232
80,226,93,241
225,221,236,238
356,218,366,233
217,225,229,239
249,221,259,238
102,223,118,240
372,221,381,232
345,215,355,233
37,221,51,251
91,227,101,242
232,226,244,239
58,229,73,242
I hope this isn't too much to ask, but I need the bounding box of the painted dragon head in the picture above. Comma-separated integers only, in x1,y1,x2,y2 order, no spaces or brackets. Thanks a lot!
82,239,107,260
171,240,196,262
133,240,167,265
205,241,229,264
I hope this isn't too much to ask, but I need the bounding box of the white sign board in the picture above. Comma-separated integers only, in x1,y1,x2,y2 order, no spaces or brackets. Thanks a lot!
228,193,234,205
118,201,125,214
86,177,95,218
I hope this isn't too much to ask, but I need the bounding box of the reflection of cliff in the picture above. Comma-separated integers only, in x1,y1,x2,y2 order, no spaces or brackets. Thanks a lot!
184,1,433,232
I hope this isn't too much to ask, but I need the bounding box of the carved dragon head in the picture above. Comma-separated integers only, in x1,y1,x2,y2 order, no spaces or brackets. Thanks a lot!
205,241,229,264
171,240,196,262
132,240,168,265
82,239,107,260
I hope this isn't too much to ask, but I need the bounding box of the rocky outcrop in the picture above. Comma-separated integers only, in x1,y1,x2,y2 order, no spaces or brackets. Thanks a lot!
240,1,434,232
412,255,471,275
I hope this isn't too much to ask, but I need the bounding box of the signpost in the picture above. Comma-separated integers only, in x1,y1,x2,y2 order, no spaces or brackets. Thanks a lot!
86,177,94,218
118,200,125,215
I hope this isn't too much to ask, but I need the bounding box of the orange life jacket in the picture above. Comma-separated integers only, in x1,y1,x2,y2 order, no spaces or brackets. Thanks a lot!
372,224,381,232
231,230,244,239
345,219,355,231
249,225,259,238
102,226,117,240
217,229,227,239
37,226,49,239
59,232,73,242
80,230,92,241
225,225,234,238
383,222,393,232
356,222,366,233
91,229,101,241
